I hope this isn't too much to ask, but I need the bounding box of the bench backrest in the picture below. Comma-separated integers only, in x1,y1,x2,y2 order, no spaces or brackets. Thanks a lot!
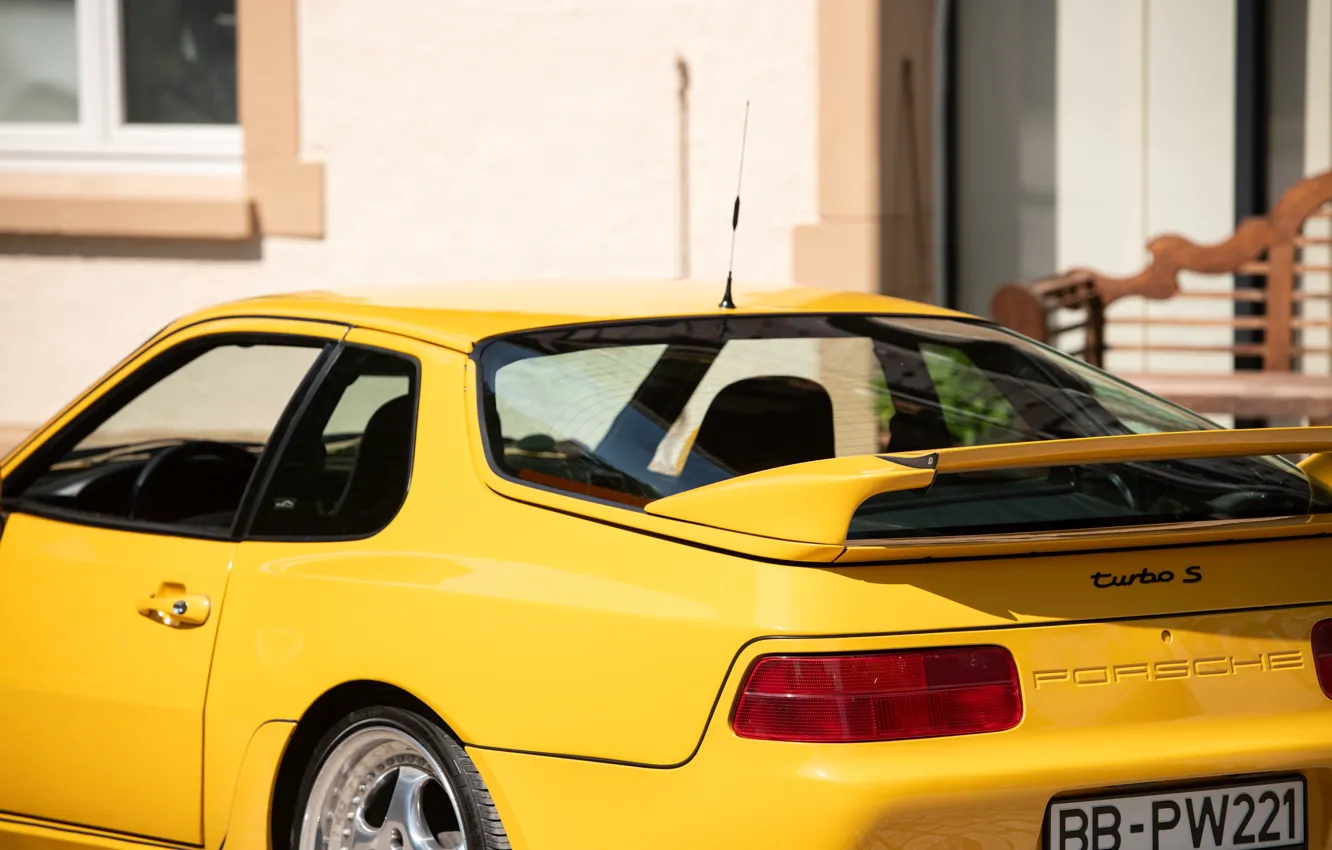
991,170,1332,373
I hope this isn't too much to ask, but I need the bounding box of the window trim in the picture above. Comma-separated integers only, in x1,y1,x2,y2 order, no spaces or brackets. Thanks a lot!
238,340,422,543
0,0,323,239
1,331,337,541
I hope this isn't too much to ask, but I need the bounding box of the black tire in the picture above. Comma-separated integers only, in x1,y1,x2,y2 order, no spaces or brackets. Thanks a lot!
289,705,511,850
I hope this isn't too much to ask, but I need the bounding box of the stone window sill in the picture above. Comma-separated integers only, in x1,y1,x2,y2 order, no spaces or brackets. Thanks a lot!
0,173,256,240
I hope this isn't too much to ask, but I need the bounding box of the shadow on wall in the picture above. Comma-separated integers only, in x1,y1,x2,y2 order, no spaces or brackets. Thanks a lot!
0,233,262,261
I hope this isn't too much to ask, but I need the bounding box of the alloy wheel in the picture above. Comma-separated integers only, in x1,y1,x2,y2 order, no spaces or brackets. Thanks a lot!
297,724,466,850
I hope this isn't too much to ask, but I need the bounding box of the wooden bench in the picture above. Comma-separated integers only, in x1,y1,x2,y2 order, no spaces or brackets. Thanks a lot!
990,170,1332,422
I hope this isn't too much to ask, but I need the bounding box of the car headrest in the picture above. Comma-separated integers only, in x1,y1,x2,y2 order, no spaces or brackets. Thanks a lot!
335,394,414,526
683,375,836,483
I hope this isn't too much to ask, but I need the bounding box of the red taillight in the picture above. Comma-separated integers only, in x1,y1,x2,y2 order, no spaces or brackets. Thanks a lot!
1312,620,1332,698
731,646,1022,743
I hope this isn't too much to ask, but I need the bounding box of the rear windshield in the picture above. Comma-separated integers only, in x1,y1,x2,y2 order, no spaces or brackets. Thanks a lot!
477,315,1332,536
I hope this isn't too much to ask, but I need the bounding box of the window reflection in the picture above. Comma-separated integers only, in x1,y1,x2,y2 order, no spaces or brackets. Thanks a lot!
121,0,237,125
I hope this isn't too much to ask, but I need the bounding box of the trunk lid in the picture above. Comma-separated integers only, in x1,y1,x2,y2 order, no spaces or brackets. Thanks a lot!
805,529,1332,634
742,431,1332,635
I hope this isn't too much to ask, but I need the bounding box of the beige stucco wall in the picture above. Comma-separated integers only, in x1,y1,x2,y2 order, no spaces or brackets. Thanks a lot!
0,0,818,437
1056,0,1238,380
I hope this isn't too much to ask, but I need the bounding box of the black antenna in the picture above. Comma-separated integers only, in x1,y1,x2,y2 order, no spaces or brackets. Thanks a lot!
719,100,749,309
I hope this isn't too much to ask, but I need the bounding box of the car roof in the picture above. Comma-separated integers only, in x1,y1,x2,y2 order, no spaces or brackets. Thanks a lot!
181,279,974,352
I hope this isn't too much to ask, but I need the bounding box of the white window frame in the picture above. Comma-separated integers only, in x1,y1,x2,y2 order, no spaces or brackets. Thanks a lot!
0,0,242,175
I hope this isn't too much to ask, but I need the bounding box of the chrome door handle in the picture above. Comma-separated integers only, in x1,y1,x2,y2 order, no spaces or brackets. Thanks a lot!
136,583,210,629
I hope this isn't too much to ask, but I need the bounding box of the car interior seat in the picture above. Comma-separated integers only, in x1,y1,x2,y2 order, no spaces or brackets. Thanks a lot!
333,394,414,532
681,375,836,484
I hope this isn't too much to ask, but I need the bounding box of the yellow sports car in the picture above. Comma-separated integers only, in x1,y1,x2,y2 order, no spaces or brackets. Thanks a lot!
2,280,1331,850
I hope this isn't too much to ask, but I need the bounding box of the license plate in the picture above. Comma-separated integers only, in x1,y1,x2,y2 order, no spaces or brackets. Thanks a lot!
1047,778,1306,850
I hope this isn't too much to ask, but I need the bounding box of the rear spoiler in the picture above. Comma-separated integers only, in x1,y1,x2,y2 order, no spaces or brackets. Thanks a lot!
644,427,1332,546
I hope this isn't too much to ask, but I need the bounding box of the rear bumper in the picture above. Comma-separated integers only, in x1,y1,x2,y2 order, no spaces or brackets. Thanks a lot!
470,710,1332,850
470,609,1332,850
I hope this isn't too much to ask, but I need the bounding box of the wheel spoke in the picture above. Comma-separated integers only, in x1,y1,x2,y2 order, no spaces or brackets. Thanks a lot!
382,767,448,850
298,725,475,850
349,811,380,850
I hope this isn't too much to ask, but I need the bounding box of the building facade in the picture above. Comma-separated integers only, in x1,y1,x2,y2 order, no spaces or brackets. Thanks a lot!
952,0,1332,387
1,0,1330,448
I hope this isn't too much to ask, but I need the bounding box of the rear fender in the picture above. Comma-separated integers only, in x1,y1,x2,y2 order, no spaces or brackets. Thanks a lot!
216,722,295,850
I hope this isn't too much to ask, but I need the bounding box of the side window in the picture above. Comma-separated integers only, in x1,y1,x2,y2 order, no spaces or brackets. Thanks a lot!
248,346,417,539
7,339,325,531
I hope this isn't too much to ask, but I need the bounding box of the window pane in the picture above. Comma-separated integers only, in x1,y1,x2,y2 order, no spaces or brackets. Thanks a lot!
491,344,665,504
11,341,322,531
120,0,236,124
250,348,418,539
78,344,317,449
0,0,79,123
477,314,1330,538
324,374,413,439
919,343,1030,447
496,345,664,453
648,338,880,481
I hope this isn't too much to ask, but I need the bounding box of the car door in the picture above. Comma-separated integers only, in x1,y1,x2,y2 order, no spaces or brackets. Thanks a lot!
0,317,344,845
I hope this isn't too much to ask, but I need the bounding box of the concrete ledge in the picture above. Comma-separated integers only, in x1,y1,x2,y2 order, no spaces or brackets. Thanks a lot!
0,173,253,240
